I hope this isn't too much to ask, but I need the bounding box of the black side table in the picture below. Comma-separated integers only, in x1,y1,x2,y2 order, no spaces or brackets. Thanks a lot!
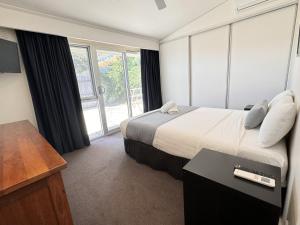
183,149,281,225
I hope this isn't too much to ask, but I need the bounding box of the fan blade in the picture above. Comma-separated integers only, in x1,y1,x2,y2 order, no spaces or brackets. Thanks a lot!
155,0,166,10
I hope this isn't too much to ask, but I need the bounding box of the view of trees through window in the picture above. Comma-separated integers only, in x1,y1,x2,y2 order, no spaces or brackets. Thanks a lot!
70,45,143,138
97,51,143,118
127,53,144,116
70,46,95,99
96,52,126,106
96,51,142,106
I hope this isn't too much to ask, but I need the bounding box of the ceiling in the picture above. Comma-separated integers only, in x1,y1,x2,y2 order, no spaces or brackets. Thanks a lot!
0,0,226,39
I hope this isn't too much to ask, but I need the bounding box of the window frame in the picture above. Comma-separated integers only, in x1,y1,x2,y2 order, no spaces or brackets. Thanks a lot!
70,44,98,101
69,39,143,138
125,51,143,117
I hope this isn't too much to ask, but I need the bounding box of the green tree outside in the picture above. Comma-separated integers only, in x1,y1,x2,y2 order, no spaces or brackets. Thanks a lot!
98,53,141,106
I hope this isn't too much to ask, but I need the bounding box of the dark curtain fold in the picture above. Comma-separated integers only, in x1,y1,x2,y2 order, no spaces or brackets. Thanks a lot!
16,30,90,154
140,49,162,112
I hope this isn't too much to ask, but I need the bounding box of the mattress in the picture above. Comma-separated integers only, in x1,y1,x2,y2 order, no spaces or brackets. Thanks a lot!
121,107,288,185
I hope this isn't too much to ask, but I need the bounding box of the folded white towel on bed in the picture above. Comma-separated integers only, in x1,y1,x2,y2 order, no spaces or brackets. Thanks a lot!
168,105,179,114
161,101,176,113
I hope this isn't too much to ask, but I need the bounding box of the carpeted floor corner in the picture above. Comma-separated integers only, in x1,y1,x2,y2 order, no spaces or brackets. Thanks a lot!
62,133,184,225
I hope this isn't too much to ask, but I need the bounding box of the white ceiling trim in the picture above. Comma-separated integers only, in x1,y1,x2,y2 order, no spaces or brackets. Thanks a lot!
0,2,158,42
0,3,159,50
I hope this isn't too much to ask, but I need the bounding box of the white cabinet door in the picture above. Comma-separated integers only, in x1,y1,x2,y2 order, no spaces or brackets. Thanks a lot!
191,25,230,108
160,37,190,105
228,5,296,109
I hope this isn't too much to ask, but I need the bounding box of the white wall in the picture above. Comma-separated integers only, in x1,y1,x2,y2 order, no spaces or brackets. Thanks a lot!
0,27,37,127
228,5,296,109
160,37,190,105
191,25,230,108
0,4,159,50
282,1,300,223
160,1,296,109
162,0,297,43
287,61,300,224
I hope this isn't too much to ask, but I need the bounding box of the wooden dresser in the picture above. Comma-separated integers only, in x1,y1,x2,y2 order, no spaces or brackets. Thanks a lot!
0,121,73,225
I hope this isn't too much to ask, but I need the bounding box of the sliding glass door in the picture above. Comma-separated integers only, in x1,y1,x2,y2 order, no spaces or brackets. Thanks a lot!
70,45,143,139
96,50,129,130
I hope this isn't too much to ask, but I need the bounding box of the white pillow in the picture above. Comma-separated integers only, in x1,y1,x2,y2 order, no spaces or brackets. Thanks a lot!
269,95,294,110
268,90,294,108
161,101,176,113
259,101,297,147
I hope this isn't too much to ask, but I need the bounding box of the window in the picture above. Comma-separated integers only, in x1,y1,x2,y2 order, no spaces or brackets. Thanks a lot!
70,44,143,138
96,50,129,129
70,46,103,139
127,52,144,116
70,46,95,99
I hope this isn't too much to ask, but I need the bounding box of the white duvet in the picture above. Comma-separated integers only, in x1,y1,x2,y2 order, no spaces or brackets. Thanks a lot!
121,107,288,185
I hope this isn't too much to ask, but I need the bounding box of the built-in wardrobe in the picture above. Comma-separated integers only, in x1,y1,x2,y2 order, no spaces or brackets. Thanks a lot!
160,5,297,109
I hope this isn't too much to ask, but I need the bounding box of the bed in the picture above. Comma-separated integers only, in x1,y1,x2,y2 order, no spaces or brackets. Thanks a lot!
121,106,288,187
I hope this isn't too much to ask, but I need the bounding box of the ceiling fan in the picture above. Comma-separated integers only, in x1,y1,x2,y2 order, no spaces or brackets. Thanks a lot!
155,0,167,10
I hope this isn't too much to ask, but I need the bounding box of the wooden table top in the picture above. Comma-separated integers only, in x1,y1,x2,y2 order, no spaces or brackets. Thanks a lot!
0,120,67,197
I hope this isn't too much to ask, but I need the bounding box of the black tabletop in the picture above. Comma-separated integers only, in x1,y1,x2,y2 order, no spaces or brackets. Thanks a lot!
183,149,281,208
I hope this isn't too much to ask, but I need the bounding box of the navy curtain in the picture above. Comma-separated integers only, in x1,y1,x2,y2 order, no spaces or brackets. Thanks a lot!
140,49,162,112
16,30,90,154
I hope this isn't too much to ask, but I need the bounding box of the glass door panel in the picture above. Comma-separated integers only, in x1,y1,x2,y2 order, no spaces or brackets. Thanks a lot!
70,46,103,139
127,52,144,116
71,44,144,137
96,50,129,130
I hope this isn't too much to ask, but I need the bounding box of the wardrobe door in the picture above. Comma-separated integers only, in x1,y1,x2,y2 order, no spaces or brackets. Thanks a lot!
191,25,230,108
160,37,190,105
228,5,296,109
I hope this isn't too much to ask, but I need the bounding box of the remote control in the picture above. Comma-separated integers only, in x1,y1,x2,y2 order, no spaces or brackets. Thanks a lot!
234,168,275,188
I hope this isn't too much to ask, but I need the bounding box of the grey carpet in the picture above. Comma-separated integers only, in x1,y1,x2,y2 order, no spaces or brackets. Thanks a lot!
62,133,184,225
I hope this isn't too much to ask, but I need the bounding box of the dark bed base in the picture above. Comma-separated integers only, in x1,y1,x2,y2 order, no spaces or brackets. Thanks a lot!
124,138,189,180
